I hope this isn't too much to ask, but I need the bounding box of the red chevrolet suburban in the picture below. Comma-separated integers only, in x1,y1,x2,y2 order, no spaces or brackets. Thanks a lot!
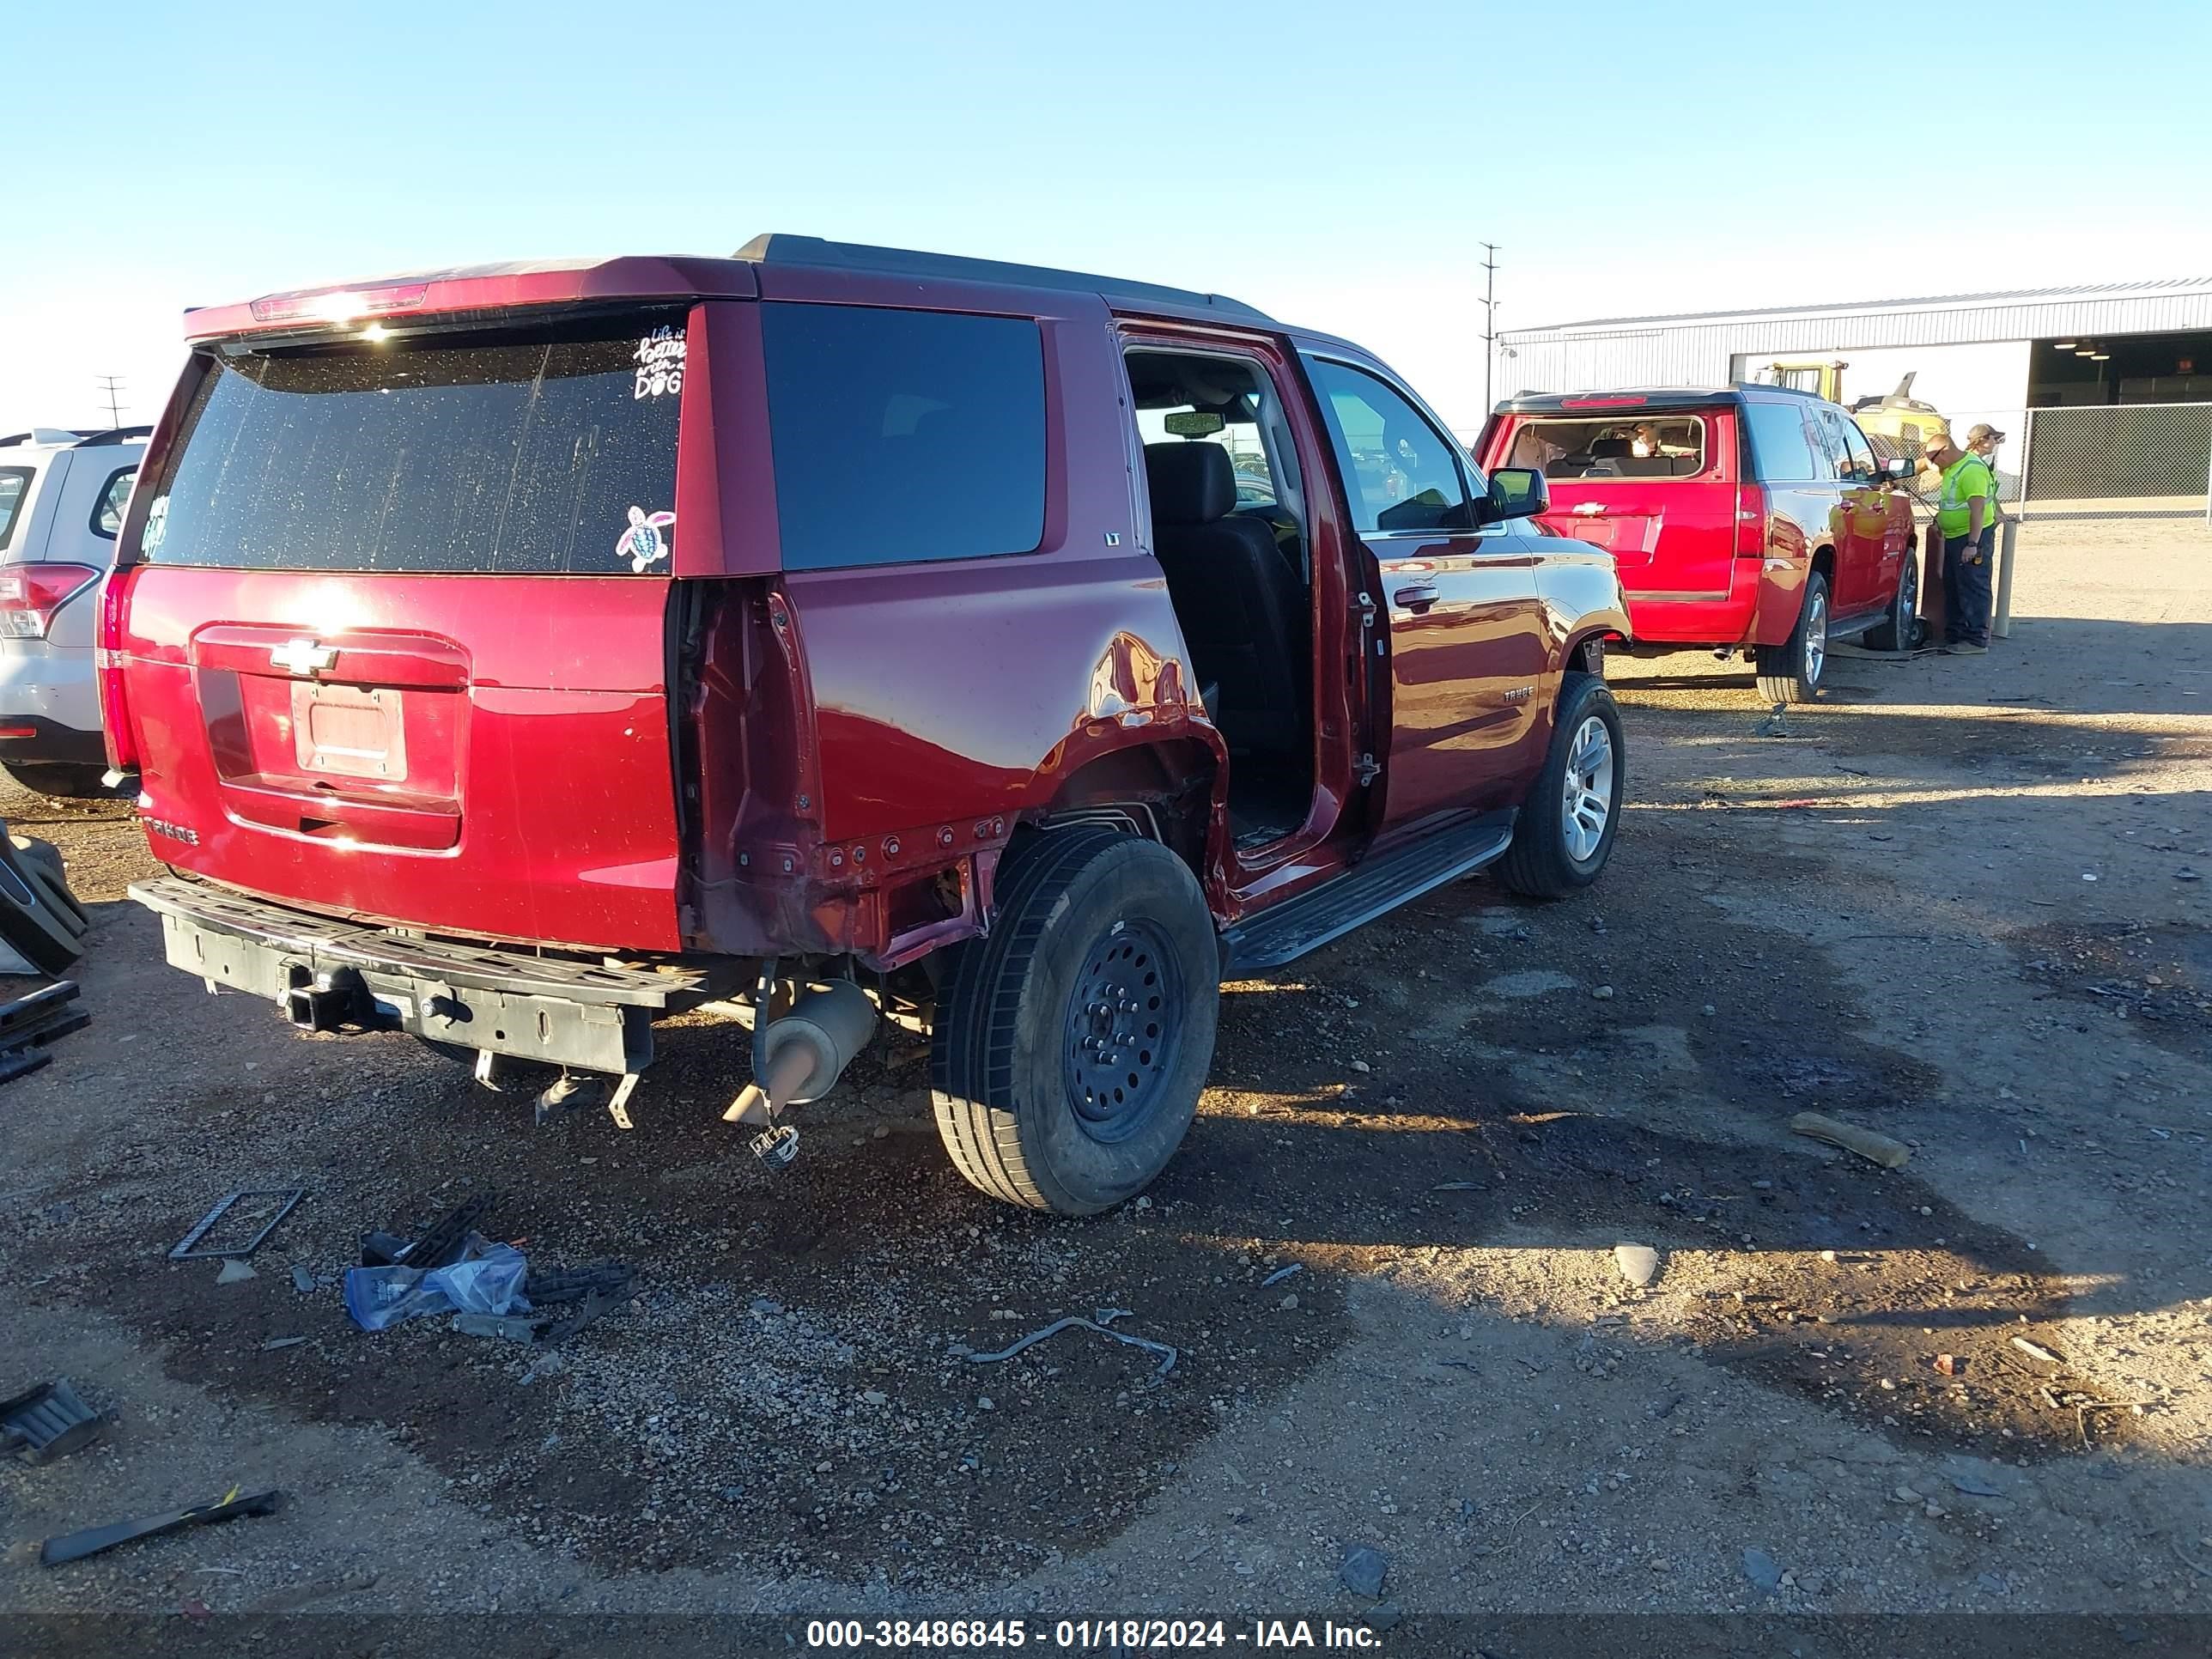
1477,388,1920,702
105,236,1632,1214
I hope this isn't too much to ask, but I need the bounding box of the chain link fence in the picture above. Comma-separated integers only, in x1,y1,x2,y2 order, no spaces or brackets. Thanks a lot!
2014,401,2212,522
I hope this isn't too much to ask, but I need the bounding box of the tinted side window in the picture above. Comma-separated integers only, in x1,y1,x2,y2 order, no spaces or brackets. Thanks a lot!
0,468,30,551
1838,418,1878,483
1741,401,1818,483
762,304,1047,570
1304,358,1470,533
90,465,137,538
1811,410,1853,483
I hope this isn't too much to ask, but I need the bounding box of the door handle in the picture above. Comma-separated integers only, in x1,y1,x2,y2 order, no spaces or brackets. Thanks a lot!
1393,583,1440,611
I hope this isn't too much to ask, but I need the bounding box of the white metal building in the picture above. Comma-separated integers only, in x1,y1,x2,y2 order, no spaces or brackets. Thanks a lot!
1498,279,2212,517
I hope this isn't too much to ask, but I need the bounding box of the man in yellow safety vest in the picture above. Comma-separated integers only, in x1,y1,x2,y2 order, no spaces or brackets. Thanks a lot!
1925,429,1997,654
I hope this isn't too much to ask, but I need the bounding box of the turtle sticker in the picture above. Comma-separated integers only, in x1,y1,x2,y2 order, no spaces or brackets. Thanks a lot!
616,506,675,573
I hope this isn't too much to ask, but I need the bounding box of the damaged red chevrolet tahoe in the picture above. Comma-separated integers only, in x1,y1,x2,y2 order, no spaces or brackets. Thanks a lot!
101,236,1632,1213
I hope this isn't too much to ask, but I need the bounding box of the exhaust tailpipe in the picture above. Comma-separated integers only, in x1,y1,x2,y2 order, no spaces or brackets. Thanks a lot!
723,980,878,1127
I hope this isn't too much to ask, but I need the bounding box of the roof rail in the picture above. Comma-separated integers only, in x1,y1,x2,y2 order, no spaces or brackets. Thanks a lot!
76,425,153,447
732,234,1273,324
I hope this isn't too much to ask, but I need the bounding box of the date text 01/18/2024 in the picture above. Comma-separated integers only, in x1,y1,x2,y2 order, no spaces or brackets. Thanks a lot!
804,1620,1386,1650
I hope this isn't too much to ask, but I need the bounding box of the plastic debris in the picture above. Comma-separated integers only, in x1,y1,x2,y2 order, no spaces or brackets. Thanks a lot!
171,1188,305,1261
1741,1546,1783,1595
40,1488,283,1567
1613,1243,1660,1287
453,1264,638,1347
1,1378,106,1464
967,1313,1177,1380
1340,1544,1389,1597
1790,1111,1911,1169
1261,1264,1304,1288
344,1240,528,1333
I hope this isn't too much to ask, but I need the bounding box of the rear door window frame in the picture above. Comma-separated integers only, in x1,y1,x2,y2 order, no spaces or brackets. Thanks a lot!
88,464,137,539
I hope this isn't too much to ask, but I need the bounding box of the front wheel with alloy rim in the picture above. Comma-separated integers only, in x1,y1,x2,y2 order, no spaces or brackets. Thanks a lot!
930,828,1218,1215
1755,570,1830,703
1496,670,1626,898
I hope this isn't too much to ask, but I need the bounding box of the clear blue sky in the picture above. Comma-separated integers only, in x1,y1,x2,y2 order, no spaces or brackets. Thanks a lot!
3,0,2205,434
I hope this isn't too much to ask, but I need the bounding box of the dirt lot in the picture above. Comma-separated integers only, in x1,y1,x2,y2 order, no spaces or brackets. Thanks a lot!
2,522,2208,1651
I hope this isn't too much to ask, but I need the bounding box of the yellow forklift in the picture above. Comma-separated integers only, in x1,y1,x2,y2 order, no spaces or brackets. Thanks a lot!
1759,359,1952,459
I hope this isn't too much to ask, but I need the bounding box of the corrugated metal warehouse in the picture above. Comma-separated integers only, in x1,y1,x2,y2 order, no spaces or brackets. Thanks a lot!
1497,279,2212,516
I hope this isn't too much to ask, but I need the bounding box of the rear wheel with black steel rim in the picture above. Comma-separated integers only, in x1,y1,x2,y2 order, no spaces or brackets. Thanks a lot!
1755,571,1830,703
930,828,1218,1215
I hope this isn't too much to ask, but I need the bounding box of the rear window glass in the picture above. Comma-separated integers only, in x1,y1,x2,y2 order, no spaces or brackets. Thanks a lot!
0,467,32,551
136,313,684,574
1741,400,1819,483
1504,416,1709,480
761,303,1047,570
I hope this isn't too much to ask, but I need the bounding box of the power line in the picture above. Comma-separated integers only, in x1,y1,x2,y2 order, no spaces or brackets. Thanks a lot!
1478,244,1501,417
94,375,126,428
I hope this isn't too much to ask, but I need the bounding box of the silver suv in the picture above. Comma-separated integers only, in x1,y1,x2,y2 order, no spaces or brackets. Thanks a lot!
0,426,148,797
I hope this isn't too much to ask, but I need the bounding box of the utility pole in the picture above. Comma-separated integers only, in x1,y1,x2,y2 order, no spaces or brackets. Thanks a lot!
1478,244,1501,416
94,375,126,428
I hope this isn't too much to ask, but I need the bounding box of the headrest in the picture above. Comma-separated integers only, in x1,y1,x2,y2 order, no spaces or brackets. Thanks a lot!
1588,436,1632,458
1145,441,1235,526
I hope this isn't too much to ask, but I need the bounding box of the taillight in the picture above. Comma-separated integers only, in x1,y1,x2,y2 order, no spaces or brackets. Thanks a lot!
1733,485,1769,558
94,567,142,775
0,562,101,639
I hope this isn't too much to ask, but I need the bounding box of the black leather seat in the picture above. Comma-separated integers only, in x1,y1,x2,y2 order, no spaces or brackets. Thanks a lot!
1144,442,1306,757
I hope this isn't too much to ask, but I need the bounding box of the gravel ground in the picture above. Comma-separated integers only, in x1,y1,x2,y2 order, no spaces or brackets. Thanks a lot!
0,521,2207,1653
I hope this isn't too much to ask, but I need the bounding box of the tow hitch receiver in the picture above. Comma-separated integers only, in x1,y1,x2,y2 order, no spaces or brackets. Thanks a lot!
282,961,367,1031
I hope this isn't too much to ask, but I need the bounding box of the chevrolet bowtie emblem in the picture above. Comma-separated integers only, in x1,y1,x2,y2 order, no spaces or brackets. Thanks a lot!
270,637,337,677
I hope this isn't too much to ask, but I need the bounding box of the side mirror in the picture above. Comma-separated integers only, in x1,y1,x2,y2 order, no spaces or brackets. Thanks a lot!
1882,456,1914,482
1486,466,1549,521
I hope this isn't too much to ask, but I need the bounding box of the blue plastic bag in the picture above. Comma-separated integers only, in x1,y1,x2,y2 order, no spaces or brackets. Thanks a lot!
344,1241,530,1332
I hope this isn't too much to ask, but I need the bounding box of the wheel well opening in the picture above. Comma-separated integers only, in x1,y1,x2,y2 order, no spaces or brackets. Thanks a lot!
1811,545,1836,584
1034,741,1215,877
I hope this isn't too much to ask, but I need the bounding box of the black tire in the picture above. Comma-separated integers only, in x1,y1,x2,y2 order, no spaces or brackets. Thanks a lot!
1496,672,1625,899
1754,571,1831,703
1,762,116,801
1863,544,1921,653
930,828,1218,1215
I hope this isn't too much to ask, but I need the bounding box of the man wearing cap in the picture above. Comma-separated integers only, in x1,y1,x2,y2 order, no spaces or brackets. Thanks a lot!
1967,422,2008,526
1927,428,1998,654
